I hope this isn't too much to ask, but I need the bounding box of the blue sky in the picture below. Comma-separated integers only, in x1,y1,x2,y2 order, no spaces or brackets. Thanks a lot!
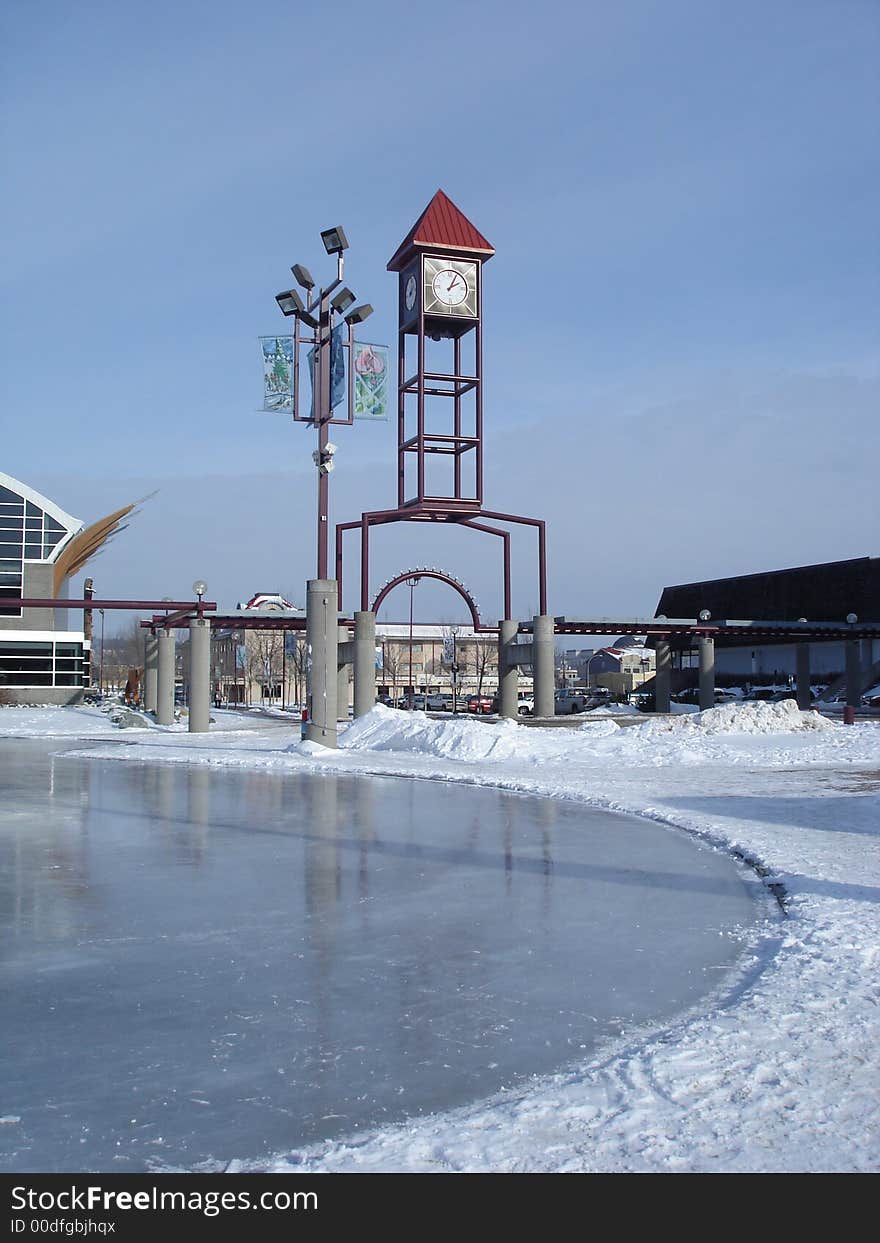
2,0,878,627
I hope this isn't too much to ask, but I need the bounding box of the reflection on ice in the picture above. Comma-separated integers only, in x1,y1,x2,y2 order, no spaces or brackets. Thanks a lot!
0,740,759,1172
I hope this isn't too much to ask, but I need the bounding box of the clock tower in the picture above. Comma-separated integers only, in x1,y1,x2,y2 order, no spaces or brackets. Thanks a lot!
337,189,547,624
387,189,494,511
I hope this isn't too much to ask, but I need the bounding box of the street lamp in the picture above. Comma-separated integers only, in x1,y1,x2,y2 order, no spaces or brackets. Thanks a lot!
407,577,419,708
275,227,373,580
585,650,603,689
98,608,105,695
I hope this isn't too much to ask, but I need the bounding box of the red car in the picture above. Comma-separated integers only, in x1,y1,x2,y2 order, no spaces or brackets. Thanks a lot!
466,694,495,715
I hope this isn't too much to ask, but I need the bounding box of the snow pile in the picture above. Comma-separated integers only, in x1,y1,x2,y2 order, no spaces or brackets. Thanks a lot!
0,705,126,737
0,705,256,738
338,703,587,762
641,699,834,736
339,701,833,767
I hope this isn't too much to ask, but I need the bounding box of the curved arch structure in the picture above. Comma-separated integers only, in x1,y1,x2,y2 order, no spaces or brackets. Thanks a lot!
371,567,482,629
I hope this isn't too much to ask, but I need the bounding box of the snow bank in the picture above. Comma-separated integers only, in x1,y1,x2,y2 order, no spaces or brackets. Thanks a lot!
0,705,125,737
338,700,834,767
645,698,834,735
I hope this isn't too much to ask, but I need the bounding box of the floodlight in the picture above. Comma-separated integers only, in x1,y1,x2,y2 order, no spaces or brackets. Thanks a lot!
324,442,337,456
330,287,356,314
291,263,315,290
846,612,858,624
276,289,305,317
344,303,374,325
320,226,349,255
698,609,711,622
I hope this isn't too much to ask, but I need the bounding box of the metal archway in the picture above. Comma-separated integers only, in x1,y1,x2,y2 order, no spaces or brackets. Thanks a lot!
371,568,482,629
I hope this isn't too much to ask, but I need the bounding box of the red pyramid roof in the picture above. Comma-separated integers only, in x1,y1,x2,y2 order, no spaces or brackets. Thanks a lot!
387,190,495,271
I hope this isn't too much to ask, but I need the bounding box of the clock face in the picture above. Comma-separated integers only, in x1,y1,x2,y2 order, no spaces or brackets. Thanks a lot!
404,274,417,311
422,256,478,318
431,268,468,306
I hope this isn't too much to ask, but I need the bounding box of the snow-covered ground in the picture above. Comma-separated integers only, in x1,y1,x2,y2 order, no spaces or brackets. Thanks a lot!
1,700,877,1172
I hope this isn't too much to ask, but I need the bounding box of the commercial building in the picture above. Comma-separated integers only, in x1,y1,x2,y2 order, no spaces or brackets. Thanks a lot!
0,471,135,705
656,556,879,685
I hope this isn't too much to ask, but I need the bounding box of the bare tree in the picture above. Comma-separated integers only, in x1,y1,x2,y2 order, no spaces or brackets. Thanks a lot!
247,633,284,704
471,634,496,698
286,635,308,706
380,644,403,699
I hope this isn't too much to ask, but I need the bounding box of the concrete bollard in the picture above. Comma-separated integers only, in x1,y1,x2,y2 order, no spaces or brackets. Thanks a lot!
698,635,715,711
532,615,555,719
353,611,377,718
497,620,520,719
188,618,211,733
796,643,811,710
156,630,176,726
305,579,338,747
144,631,158,714
655,641,671,714
337,625,352,722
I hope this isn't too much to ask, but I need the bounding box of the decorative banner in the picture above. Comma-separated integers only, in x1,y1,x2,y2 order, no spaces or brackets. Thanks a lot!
375,645,384,669
442,633,455,664
353,342,389,420
308,323,346,418
260,337,294,412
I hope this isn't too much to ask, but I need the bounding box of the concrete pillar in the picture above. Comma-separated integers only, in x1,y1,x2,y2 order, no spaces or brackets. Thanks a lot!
795,643,811,710
156,629,176,726
188,618,211,733
698,635,715,711
532,615,555,719
306,579,338,748
497,620,520,720
337,625,352,721
144,632,158,714
353,610,377,718
845,639,861,723
862,639,874,678
655,641,671,714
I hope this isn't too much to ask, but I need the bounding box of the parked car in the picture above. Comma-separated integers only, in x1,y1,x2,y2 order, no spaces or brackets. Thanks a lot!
425,693,449,710
517,689,587,716
466,694,495,715
554,689,587,714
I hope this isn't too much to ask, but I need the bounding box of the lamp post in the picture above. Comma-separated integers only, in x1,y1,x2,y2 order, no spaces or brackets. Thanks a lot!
98,609,105,695
585,650,602,689
275,229,374,581
407,576,418,708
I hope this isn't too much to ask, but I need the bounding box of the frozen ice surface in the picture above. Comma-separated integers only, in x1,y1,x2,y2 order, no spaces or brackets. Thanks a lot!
0,740,759,1173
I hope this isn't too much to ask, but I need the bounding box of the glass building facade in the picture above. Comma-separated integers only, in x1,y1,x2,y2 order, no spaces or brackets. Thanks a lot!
0,473,89,699
0,483,71,617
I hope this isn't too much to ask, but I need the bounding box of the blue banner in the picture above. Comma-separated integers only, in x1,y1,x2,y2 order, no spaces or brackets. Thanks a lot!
260,337,294,412
308,323,346,418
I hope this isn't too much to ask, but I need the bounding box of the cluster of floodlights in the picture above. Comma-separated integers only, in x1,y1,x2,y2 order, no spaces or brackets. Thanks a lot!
312,442,337,475
275,226,373,332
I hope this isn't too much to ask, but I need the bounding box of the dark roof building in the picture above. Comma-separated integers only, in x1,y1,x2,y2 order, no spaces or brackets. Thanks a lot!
656,556,879,624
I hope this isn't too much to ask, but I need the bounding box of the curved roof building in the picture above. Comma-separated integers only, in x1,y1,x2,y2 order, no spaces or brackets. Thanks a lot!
1,471,137,704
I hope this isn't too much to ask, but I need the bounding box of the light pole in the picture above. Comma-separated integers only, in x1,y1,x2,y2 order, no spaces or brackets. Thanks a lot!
586,650,602,689
407,576,418,708
98,609,105,694
275,230,373,581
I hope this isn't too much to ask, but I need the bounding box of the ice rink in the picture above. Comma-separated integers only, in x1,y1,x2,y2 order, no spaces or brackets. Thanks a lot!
0,739,759,1172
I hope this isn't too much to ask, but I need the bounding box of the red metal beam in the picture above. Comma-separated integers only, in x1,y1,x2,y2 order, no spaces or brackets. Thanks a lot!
8,598,217,612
